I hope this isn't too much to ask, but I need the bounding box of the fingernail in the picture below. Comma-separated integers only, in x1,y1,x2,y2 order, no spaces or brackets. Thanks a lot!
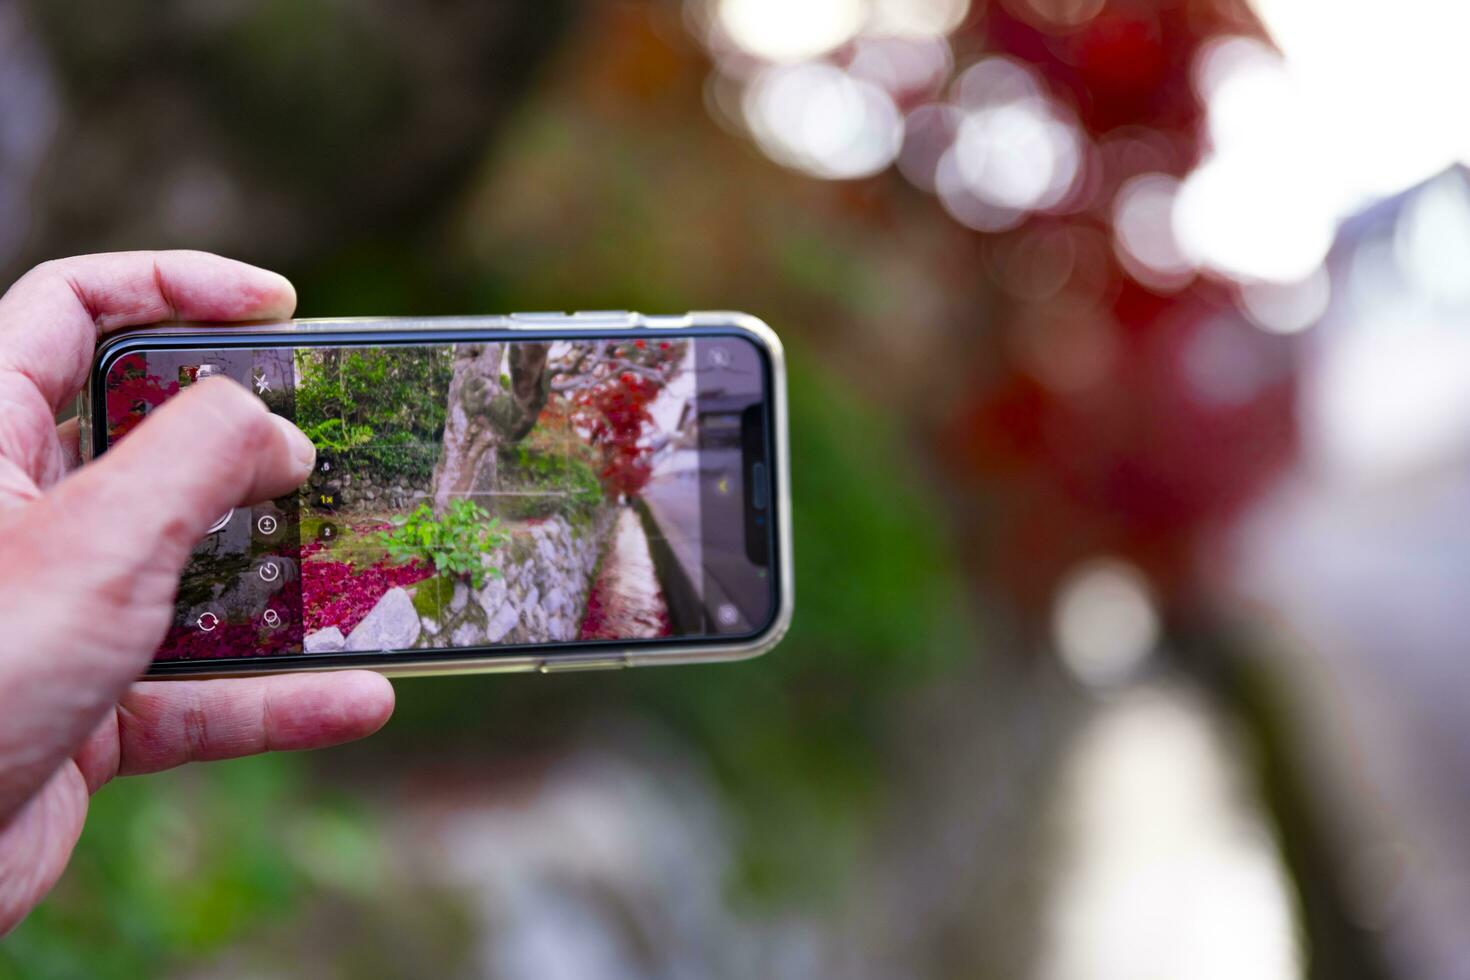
270,413,317,472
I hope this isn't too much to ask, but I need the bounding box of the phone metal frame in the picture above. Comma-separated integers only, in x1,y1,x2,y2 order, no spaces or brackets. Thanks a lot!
81,311,793,678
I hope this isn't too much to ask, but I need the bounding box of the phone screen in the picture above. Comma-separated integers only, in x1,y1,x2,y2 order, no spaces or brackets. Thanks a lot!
100,334,776,665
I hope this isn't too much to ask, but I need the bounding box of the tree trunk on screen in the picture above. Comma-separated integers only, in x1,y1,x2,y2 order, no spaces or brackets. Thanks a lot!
430,342,550,512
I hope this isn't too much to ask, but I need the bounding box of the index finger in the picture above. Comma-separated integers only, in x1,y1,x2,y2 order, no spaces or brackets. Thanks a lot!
0,250,296,414
74,672,396,793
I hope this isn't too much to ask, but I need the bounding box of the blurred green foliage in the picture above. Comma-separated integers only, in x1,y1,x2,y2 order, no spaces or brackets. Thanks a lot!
0,759,350,979
0,753,487,980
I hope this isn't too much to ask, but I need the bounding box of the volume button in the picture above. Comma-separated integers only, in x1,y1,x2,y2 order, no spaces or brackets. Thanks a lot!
509,312,569,326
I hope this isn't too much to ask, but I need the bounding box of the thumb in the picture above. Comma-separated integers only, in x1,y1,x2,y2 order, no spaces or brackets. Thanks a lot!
0,377,314,818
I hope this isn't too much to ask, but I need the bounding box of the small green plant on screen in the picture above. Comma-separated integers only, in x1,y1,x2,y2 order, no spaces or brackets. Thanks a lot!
379,500,507,588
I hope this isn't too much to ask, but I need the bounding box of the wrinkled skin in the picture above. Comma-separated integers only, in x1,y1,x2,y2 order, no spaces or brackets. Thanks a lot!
0,251,395,935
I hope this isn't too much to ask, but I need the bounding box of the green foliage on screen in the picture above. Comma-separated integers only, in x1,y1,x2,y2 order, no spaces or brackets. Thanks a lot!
494,445,604,521
299,417,375,453
294,347,452,483
380,499,507,588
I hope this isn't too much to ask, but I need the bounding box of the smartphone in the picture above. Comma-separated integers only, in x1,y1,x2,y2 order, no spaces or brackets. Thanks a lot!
82,312,791,678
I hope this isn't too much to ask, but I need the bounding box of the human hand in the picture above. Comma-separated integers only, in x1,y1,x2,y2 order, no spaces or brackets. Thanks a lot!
0,252,395,934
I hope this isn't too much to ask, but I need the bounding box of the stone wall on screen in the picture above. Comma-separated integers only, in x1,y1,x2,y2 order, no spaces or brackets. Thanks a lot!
302,509,614,655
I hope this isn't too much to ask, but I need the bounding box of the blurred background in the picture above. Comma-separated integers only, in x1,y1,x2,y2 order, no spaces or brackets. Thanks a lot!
3,0,1470,977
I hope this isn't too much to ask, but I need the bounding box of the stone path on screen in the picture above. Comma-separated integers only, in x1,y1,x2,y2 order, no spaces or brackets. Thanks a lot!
578,506,670,640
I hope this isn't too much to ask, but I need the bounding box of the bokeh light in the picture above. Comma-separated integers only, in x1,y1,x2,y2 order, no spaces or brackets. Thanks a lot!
715,0,866,63
867,0,972,38
743,63,904,180
1171,1,1470,299
1172,35,1337,285
951,54,1043,110
1250,0,1470,197
1173,153,1336,285
1237,269,1330,335
931,55,1087,226
1111,173,1193,293
952,95,1081,211
845,34,953,98
897,102,961,191
1193,35,1292,153
1052,559,1159,688
936,147,1024,232
1038,688,1303,980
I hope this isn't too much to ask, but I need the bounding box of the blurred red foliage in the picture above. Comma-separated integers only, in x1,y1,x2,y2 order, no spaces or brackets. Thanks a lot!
934,2,1292,613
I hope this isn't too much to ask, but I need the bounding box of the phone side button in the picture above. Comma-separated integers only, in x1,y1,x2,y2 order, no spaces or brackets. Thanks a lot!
538,654,628,673
509,312,569,326
572,311,637,327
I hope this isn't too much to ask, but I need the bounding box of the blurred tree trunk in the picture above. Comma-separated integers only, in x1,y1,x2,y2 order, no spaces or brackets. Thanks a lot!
430,342,549,512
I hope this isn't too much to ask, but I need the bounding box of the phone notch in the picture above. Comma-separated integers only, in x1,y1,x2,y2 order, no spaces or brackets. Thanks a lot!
741,404,771,567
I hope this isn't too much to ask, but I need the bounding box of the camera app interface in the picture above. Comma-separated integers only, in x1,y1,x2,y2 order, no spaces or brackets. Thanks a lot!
102,336,774,662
